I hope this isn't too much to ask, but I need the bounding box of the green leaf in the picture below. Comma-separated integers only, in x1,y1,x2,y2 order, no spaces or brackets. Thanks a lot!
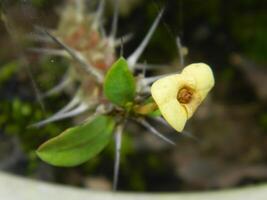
104,57,136,107
36,115,115,167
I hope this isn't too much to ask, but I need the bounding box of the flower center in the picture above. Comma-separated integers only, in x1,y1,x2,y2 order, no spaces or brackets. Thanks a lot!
177,87,193,104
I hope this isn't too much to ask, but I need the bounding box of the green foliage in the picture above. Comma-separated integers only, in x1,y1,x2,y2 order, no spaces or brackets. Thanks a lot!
37,56,69,91
0,61,18,83
104,57,136,107
37,115,115,167
1,99,62,151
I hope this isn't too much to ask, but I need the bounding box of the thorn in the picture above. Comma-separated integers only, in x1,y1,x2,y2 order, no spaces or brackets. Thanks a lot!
176,36,184,68
2,15,47,113
41,74,72,98
54,92,81,115
151,117,199,141
30,103,89,128
114,33,134,47
34,25,53,34
110,0,119,39
120,37,124,57
134,63,165,70
127,8,164,69
153,117,199,141
93,0,106,30
28,33,53,43
182,130,199,141
27,64,46,113
82,104,112,124
113,124,124,191
142,61,147,77
43,29,104,83
143,74,166,85
153,117,169,126
75,0,84,22
99,23,107,38
28,48,68,57
138,119,176,146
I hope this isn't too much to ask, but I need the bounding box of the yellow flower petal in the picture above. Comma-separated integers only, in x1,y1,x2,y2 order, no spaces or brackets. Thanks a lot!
182,63,215,99
182,91,202,118
159,99,188,132
151,63,214,132
151,74,195,106
181,63,214,118
151,74,194,132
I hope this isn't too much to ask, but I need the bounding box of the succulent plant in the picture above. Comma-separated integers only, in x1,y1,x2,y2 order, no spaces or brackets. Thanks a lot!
8,0,214,190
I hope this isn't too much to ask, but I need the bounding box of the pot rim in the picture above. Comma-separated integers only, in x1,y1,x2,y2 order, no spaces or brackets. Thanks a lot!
0,171,266,200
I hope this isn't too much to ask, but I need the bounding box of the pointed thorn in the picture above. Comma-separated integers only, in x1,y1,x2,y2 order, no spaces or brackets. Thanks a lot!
113,124,124,191
30,103,89,128
135,63,165,70
182,130,199,141
109,0,119,39
43,30,104,83
143,74,166,85
54,93,81,115
176,36,184,68
153,117,169,126
127,8,164,69
28,34,53,43
138,119,176,146
114,33,134,47
75,0,84,22
93,0,106,29
41,75,71,98
28,48,68,57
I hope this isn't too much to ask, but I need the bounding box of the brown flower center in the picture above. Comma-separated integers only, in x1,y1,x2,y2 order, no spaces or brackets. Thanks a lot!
177,87,193,104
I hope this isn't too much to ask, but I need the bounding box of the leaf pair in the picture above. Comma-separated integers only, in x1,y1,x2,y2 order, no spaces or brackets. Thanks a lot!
37,57,136,167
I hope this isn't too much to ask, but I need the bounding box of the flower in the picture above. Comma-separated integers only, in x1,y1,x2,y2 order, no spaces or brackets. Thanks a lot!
151,63,215,132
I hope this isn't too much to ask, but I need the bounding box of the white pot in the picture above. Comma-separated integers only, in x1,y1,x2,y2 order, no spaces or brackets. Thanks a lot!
0,171,266,200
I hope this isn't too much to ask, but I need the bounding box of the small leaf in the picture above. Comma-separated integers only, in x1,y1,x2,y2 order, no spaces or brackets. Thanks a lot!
36,115,115,167
104,57,136,107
